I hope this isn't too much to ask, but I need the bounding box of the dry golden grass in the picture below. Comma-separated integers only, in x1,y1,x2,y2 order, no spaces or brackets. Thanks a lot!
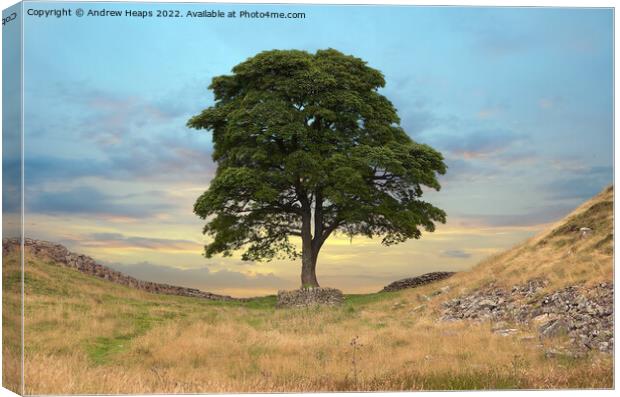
2,249,22,394
4,187,614,393
444,185,614,294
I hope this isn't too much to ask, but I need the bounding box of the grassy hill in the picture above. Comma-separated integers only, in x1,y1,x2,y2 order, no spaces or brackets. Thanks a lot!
451,185,613,292
2,187,613,393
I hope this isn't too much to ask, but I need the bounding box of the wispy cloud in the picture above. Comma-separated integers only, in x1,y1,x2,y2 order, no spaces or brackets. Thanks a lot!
83,233,201,252
441,249,472,259
543,166,612,201
25,82,216,186
429,129,525,160
27,186,173,219
106,261,289,293
451,205,576,228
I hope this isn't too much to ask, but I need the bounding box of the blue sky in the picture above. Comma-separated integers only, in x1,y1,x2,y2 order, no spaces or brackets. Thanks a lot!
12,2,614,295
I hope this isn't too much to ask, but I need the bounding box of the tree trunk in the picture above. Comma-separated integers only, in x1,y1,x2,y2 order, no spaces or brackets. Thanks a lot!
301,246,319,288
299,187,323,288
301,236,320,288
300,205,320,288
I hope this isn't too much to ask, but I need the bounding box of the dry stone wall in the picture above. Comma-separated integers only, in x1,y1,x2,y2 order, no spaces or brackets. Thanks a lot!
3,238,243,302
276,287,344,308
381,272,455,292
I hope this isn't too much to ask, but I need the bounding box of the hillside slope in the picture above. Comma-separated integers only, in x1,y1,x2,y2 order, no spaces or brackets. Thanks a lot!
432,185,613,353
455,184,613,290
2,186,613,393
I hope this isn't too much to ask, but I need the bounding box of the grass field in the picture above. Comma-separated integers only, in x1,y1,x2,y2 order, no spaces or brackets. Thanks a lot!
2,187,614,393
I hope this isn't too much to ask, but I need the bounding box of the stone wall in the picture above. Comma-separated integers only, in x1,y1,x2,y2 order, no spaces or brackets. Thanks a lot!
3,238,244,302
381,271,455,292
276,287,344,308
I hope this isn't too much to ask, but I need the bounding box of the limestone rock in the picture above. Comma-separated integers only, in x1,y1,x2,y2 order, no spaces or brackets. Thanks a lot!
441,278,613,354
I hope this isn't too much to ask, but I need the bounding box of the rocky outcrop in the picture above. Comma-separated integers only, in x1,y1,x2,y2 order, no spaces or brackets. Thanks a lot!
3,238,244,302
440,278,548,322
276,287,344,308
381,272,455,292
441,279,613,354
536,283,613,353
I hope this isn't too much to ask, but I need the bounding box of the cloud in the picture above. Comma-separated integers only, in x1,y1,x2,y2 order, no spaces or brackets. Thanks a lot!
80,94,182,147
441,249,472,259
24,156,110,185
24,148,217,187
105,138,216,183
477,107,501,119
400,109,438,136
428,132,538,185
475,31,528,57
105,261,288,292
25,82,217,185
453,16,532,58
82,233,201,252
539,98,554,109
543,166,612,201
27,186,172,219
2,157,21,214
453,204,578,228
429,129,525,160
438,158,497,183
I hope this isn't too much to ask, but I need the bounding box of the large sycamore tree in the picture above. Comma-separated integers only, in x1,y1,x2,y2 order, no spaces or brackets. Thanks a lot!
188,49,447,288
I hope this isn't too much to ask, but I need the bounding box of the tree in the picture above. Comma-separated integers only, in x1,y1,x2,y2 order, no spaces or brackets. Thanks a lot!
188,49,447,288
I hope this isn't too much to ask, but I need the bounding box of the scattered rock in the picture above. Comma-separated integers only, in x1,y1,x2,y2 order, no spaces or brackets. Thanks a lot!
276,287,343,308
494,328,519,337
430,285,453,297
441,278,613,354
381,272,455,292
545,348,585,359
441,285,512,322
531,313,558,324
491,321,509,330
580,227,593,238
539,319,570,338
477,299,497,309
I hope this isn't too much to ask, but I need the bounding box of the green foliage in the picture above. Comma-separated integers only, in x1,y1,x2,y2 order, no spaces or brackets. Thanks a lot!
188,48,447,264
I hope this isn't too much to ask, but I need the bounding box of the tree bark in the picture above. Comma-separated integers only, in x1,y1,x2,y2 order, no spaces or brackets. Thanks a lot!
300,206,320,288
301,243,319,288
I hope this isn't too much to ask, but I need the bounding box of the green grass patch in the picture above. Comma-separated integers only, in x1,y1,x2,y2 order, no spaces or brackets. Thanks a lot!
345,291,400,307
25,271,69,296
84,310,170,365
241,295,278,310
410,370,523,390
2,269,22,292
244,316,265,329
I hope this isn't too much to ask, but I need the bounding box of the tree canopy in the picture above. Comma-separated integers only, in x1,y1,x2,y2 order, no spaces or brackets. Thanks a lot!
188,48,447,287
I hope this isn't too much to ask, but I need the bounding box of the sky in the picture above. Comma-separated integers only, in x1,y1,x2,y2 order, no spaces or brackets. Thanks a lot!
5,2,613,296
